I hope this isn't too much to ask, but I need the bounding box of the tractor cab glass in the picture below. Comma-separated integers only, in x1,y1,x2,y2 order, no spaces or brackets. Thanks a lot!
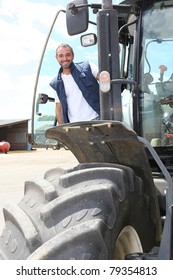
140,1,173,147
120,0,173,148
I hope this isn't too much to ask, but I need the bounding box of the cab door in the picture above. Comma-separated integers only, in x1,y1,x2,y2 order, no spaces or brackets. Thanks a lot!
31,8,98,147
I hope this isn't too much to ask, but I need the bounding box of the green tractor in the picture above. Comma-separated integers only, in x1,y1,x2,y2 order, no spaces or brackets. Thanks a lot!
0,0,173,259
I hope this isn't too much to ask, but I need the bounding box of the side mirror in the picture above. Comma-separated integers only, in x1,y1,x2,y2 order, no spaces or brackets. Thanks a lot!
80,33,97,47
66,0,89,35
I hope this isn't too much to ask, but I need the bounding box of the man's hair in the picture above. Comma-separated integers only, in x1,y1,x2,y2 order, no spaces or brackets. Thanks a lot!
56,44,74,55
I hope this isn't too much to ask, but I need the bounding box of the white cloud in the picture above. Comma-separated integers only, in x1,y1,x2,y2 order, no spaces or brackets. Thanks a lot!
0,0,58,65
0,0,66,119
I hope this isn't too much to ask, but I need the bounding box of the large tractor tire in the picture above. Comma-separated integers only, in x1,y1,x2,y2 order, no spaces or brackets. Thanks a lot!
0,163,156,260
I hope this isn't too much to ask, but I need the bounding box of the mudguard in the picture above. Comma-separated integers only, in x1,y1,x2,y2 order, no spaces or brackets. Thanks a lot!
46,120,162,242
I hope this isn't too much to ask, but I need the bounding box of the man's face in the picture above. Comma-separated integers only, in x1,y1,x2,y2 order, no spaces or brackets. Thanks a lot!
56,47,74,69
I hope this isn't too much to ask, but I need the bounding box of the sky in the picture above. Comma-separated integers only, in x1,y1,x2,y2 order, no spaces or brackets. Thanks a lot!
0,0,122,121
0,0,71,120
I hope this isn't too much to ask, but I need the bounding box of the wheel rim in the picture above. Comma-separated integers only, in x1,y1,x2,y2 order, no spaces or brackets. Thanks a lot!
113,226,143,259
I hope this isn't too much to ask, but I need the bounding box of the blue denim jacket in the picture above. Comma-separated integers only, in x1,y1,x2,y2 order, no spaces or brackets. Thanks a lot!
50,61,100,123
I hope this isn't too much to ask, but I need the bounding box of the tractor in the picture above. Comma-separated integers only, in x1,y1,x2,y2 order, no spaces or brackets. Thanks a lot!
0,0,173,259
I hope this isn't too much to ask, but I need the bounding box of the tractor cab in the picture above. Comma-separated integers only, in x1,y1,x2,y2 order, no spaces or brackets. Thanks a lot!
32,0,173,174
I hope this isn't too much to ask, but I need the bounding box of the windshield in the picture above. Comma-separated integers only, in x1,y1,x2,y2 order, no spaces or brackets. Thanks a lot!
140,1,173,147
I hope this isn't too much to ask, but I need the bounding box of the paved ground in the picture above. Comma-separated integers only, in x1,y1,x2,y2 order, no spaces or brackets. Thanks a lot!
0,148,78,234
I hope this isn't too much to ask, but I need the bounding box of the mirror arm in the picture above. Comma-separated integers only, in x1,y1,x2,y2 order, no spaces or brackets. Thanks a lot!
48,97,55,102
68,3,90,14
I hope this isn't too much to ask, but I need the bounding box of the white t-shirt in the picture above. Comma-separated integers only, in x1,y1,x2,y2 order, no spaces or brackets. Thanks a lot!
54,63,99,122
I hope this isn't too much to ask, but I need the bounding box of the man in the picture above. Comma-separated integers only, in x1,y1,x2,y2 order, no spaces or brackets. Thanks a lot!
50,43,100,124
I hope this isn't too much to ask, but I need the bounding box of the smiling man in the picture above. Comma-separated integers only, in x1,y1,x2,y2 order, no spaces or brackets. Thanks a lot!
50,43,100,124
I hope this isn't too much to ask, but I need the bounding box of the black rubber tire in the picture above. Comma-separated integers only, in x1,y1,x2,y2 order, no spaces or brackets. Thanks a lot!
0,163,156,260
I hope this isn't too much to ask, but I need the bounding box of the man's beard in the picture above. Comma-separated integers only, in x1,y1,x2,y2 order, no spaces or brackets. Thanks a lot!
60,61,73,69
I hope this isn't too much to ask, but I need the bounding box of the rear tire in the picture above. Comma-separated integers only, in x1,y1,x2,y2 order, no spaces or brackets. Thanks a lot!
0,163,156,259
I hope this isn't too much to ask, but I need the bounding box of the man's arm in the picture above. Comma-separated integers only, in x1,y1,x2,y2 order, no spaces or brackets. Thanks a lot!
56,102,64,125
89,62,99,80
96,72,99,80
